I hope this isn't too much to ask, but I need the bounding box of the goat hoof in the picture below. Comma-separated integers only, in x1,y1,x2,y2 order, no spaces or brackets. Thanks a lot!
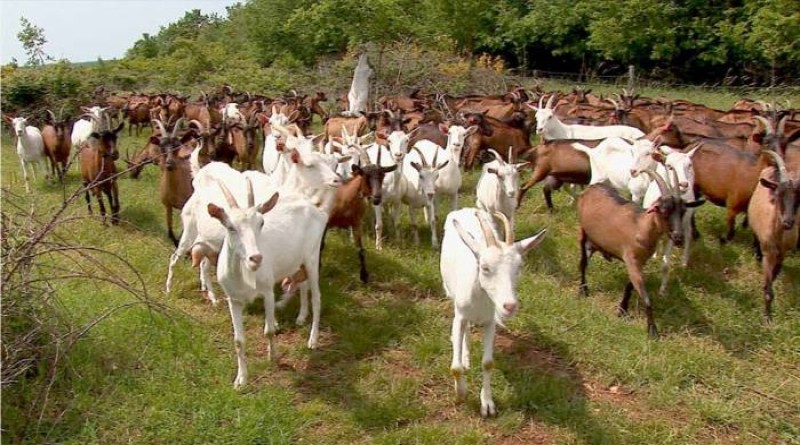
480,400,497,418
616,307,630,318
360,271,369,284
579,285,589,297
647,325,659,339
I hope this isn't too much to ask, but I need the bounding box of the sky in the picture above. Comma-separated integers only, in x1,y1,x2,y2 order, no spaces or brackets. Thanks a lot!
1,0,240,64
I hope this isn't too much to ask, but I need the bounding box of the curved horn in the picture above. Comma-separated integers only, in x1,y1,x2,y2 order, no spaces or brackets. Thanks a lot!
777,114,789,136
376,144,382,165
217,180,239,209
640,168,671,198
58,105,66,121
545,93,556,109
170,117,185,139
508,146,516,164
46,109,57,123
755,100,770,111
607,98,619,110
486,148,504,163
411,146,429,168
245,177,255,208
667,165,681,199
764,150,788,182
151,119,168,138
189,119,205,133
492,211,514,245
477,212,499,248
538,95,544,109
432,145,440,167
754,116,773,135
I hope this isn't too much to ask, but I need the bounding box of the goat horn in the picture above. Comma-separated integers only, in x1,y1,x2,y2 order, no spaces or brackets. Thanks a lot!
411,146,429,168
58,105,66,121
754,116,772,135
777,114,789,137
640,168,671,198
763,150,788,182
152,119,168,138
217,180,240,209
607,98,619,110
171,117,185,139
432,145,440,167
668,165,682,199
486,148,504,163
492,211,514,245
189,119,205,133
538,95,544,109
545,94,556,109
245,177,255,208
46,109,57,122
376,144,382,165
477,212,499,248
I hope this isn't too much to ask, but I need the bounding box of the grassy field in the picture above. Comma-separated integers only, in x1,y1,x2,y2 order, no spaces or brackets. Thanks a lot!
2,88,800,444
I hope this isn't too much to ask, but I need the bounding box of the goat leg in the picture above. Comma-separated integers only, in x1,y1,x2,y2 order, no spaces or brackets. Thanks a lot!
578,230,590,296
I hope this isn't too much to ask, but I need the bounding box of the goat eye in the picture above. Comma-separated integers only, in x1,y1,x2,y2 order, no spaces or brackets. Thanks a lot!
481,265,491,274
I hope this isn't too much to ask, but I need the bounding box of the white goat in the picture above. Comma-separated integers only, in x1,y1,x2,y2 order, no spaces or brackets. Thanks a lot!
413,138,461,212
206,178,329,389
403,145,449,248
441,209,546,417
571,137,658,203
476,148,529,229
366,142,404,250
345,53,372,116
222,102,243,125
262,108,291,175
166,135,342,303
5,116,46,192
640,144,701,294
529,95,644,142
71,106,109,151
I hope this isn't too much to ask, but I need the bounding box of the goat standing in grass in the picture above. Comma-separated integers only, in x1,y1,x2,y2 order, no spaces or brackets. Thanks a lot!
441,209,546,417
577,169,704,337
80,123,125,224
747,151,799,320
476,148,529,229
4,116,46,192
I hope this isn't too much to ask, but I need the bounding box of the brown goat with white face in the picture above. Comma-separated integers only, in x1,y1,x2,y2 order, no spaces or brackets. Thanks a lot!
577,169,704,337
747,151,800,320
80,122,125,225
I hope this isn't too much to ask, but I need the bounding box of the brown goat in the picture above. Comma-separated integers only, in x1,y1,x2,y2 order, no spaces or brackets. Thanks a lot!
462,111,532,169
150,119,197,246
517,139,599,210
80,123,125,224
41,108,73,181
747,153,800,320
578,171,704,337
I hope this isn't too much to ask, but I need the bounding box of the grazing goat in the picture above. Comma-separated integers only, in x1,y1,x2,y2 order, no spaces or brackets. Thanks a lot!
577,170,704,337
5,116,46,192
80,123,125,224
42,108,73,181
476,149,529,228
530,95,644,142
747,152,799,320
345,53,372,116
441,209,546,417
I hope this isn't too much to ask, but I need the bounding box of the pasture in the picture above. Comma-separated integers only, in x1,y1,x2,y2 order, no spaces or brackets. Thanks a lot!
2,86,800,445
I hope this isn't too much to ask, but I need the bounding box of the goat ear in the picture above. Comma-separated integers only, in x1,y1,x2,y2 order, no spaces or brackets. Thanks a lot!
437,160,450,171
351,164,364,176
207,203,229,224
686,198,705,208
452,219,481,257
466,125,479,136
651,152,666,163
760,177,779,190
337,155,352,163
438,123,449,134
258,192,280,214
515,228,547,255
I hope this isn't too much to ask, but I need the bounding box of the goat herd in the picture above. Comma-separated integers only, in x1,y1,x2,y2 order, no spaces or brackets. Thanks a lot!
3,84,799,417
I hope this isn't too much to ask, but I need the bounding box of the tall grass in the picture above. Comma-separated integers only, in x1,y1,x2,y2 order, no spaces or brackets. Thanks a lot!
1,85,799,444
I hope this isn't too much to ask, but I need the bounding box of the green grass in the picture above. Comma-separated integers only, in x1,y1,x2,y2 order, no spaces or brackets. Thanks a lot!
2,90,799,444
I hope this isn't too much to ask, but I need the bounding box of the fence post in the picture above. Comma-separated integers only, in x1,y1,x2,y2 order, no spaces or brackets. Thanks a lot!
627,65,636,92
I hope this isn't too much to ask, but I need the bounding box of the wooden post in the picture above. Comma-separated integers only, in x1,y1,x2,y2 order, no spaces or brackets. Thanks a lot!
627,65,636,92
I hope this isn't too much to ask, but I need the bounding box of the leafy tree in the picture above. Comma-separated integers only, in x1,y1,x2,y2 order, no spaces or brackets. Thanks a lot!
17,17,52,66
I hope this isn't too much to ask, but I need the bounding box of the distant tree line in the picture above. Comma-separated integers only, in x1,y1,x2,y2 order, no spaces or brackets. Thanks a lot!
125,0,800,85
